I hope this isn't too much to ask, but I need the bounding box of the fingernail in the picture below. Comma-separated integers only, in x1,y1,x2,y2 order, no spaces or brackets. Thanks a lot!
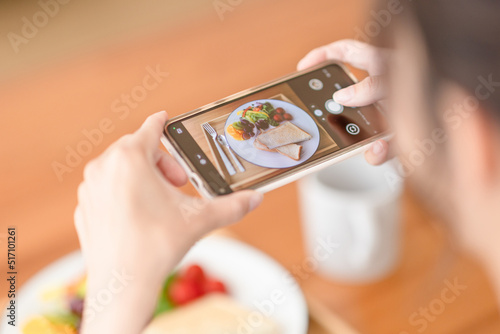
333,89,353,103
372,141,384,155
249,192,264,211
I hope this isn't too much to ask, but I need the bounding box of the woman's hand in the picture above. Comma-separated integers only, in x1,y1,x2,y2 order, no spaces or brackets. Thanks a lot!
75,111,263,334
298,39,392,165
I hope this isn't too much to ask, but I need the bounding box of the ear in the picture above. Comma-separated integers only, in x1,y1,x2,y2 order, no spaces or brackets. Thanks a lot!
441,83,499,189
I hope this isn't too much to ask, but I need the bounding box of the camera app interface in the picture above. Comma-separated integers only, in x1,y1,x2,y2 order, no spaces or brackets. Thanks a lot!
167,65,387,194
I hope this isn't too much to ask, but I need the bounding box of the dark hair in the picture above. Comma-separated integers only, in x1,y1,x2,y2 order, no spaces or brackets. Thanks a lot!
389,0,500,121
376,1,500,303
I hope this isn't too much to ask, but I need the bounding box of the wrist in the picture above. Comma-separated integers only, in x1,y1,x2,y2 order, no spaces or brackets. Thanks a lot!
81,270,162,334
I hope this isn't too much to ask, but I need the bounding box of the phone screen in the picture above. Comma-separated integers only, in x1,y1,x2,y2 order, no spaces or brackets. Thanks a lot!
166,64,388,195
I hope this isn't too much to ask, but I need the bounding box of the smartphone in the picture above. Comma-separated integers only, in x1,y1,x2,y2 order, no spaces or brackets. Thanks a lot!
162,61,390,198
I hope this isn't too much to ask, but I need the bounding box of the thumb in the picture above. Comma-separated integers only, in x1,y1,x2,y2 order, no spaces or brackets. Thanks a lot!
333,75,386,107
205,191,263,229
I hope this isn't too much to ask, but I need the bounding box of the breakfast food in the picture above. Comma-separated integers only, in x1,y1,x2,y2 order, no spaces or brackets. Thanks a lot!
224,101,313,162
254,140,303,161
253,139,274,152
256,122,311,150
22,264,229,334
226,102,293,141
276,144,302,161
155,264,228,313
142,294,280,334
23,316,76,334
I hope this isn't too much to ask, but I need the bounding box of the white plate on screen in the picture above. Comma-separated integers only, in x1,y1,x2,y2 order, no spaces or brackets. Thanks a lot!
1,236,309,334
224,99,320,169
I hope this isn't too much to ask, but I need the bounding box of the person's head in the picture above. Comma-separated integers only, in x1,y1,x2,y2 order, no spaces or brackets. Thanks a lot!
381,0,500,270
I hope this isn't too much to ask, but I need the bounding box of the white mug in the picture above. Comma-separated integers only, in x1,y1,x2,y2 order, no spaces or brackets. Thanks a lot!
298,154,403,284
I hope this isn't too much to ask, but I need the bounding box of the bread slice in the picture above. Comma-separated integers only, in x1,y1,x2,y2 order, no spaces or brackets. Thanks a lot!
256,122,311,149
254,139,275,152
254,138,302,160
142,294,280,334
276,144,302,161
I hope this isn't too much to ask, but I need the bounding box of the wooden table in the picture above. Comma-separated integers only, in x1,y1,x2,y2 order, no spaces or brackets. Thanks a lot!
228,185,500,333
1,0,499,332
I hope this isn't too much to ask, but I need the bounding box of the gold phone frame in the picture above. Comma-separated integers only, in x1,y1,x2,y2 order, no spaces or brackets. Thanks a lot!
162,61,391,198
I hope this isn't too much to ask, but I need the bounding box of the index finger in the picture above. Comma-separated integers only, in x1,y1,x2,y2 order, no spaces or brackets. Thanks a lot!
297,39,386,76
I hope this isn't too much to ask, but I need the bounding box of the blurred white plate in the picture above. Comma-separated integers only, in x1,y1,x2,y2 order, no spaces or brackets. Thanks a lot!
2,236,308,334
224,99,320,169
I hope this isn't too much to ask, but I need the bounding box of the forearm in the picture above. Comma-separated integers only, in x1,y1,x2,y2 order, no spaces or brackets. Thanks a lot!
81,275,162,334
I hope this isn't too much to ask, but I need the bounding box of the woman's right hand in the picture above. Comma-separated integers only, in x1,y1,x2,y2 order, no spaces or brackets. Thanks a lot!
297,39,392,165
75,111,263,334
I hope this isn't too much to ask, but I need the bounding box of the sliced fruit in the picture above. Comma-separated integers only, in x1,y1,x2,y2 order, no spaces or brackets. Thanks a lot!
66,276,86,299
183,264,205,285
168,279,203,306
203,279,227,294
23,316,76,334
226,125,244,141
45,312,80,329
